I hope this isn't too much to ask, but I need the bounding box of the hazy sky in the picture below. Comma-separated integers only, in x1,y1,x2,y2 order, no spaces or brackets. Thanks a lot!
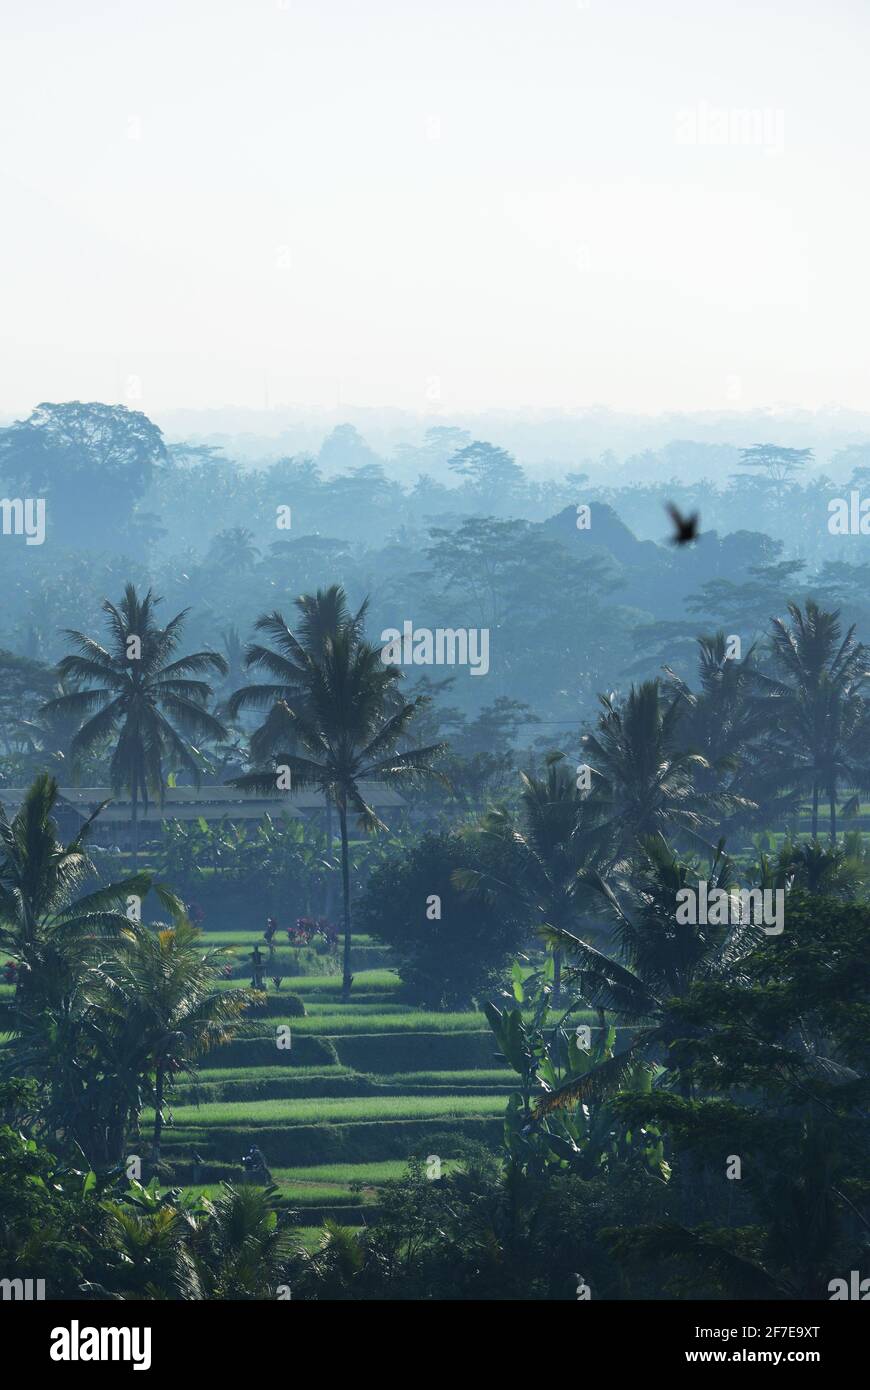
1,0,868,419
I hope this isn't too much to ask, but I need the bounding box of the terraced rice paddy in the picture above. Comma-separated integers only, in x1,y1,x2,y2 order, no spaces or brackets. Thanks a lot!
158,945,516,1228
1,927,613,1237
0,922,600,1231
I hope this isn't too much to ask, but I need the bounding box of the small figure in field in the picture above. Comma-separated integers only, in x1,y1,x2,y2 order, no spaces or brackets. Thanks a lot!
241,1145,271,1183
264,916,278,961
250,945,266,991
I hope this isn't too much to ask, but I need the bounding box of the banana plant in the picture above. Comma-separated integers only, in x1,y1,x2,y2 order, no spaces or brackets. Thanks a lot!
486,958,670,1181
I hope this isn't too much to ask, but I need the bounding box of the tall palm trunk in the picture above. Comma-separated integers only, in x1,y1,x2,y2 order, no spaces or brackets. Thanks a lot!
324,794,334,917
152,1063,164,1160
338,801,353,1001
811,782,819,839
830,792,837,845
551,947,563,1071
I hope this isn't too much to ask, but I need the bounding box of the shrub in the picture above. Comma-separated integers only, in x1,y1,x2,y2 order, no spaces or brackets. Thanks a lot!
357,831,527,1008
332,1030,497,1073
210,1035,337,1068
280,991,306,1018
241,990,307,1018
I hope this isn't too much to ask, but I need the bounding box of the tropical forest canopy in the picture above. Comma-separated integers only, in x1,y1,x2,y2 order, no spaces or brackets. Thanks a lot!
0,399,868,1307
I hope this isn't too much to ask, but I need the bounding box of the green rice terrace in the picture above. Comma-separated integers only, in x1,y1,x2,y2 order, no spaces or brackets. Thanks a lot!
139,929,517,1231
2,930,528,1242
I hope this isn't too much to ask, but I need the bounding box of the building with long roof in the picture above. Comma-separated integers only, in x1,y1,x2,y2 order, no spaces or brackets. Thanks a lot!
0,783,406,848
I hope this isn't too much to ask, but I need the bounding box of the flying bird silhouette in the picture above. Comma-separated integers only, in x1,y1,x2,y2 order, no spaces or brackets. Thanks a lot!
666,502,699,546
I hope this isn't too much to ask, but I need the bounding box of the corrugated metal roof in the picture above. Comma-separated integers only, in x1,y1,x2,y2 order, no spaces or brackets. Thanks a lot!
98,802,306,823
0,782,406,820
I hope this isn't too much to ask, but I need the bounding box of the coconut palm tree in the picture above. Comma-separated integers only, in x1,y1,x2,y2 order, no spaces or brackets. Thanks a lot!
41,584,228,857
193,1183,294,1299
0,773,156,1005
227,585,368,764
663,632,767,812
205,526,260,571
228,586,371,911
13,676,85,780
0,774,182,1165
760,601,870,840
454,752,605,1006
754,831,870,900
231,598,444,999
580,679,720,862
94,1187,204,1300
533,834,754,1116
218,626,246,699
103,919,252,1159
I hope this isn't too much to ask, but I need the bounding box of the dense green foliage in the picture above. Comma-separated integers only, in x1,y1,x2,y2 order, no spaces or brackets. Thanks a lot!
358,831,525,1006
